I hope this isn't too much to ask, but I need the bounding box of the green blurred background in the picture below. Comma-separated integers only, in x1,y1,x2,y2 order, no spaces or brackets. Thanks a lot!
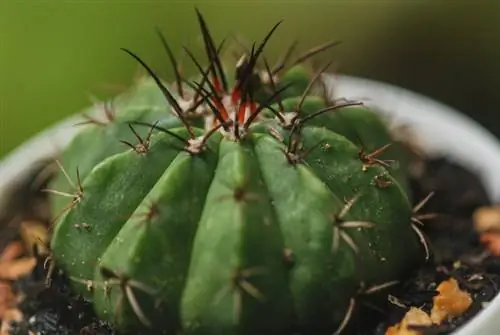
1,1,499,159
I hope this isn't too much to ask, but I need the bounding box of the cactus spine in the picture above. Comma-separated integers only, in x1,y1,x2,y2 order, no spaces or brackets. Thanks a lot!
47,9,427,335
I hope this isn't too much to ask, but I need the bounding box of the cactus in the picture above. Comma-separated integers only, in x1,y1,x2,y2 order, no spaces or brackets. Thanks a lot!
46,9,428,335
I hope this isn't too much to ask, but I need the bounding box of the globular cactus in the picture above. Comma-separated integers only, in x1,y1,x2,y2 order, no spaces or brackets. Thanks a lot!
47,9,428,335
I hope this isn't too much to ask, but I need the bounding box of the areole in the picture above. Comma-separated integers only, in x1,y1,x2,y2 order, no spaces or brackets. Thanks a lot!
1,74,499,334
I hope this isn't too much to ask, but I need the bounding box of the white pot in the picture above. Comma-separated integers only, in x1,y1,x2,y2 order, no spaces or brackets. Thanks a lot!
1,75,499,334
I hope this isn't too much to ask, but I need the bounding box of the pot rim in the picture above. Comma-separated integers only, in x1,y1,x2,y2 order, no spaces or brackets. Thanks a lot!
1,74,499,334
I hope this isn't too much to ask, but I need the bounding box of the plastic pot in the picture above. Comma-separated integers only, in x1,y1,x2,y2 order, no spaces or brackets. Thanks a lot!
1,74,499,334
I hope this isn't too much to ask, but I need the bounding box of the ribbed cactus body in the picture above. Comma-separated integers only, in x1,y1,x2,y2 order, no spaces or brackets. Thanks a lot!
48,10,424,335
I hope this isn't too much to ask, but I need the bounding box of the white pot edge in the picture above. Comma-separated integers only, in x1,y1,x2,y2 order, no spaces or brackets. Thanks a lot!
1,74,499,334
327,75,500,335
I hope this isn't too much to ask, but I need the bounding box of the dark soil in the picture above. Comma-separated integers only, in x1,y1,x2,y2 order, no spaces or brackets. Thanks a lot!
0,156,498,335
360,157,500,335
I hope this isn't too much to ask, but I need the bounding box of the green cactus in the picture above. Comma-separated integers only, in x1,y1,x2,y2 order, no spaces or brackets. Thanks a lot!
47,9,427,335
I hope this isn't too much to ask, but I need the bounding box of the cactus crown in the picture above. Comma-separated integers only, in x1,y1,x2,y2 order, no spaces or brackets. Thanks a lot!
46,8,428,335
